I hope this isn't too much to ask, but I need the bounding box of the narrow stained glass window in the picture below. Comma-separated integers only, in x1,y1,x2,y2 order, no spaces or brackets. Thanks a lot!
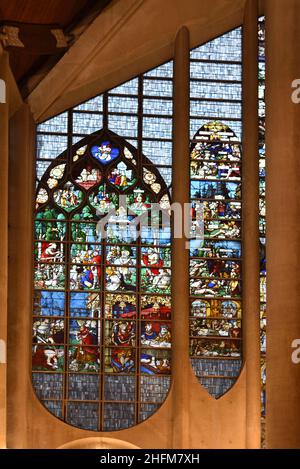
189,27,243,398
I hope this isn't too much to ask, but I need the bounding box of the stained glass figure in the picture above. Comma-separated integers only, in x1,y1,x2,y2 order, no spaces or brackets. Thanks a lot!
105,294,137,319
141,295,171,320
141,322,171,348
108,161,137,190
32,345,64,371
34,242,65,263
91,140,119,164
34,263,65,290
33,319,65,345
73,164,102,189
140,349,171,375
106,321,136,347
53,183,84,212
89,185,119,213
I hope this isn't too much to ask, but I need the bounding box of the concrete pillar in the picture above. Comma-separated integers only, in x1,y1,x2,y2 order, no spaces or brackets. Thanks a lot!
171,26,190,448
0,49,9,450
7,104,35,448
242,0,261,449
265,0,300,449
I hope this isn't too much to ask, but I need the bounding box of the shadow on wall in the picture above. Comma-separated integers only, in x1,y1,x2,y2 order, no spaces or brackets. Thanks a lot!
58,437,140,449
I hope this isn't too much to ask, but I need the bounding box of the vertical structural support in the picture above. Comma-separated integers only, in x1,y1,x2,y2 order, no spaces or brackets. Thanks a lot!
265,0,300,449
172,26,190,449
0,49,9,449
7,104,35,448
242,0,261,449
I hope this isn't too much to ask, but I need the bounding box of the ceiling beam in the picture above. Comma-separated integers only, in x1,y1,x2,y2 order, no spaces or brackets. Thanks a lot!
27,0,264,123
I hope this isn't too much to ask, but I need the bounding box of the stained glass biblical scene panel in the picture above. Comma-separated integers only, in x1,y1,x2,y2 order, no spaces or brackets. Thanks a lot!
33,79,173,431
258,16,266,447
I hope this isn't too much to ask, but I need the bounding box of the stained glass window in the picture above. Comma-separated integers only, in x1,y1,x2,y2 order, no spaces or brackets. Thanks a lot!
189,28,243,398
258,16,266,445
33,61,173,431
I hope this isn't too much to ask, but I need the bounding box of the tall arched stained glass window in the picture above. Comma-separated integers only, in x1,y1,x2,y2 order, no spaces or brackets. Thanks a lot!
33,61,173,431
189,28,243,398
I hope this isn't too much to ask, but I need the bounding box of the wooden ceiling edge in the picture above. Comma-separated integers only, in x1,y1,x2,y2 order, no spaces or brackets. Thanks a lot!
27,0,143,122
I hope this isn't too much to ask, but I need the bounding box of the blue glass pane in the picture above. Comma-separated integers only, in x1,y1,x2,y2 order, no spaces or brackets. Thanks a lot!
104,375,135,401
140,403,159,422
72,136,85,145
143,140,172,166
68,374,100,400
33,291,65,316
143,79,173,97
108,114,138,137
157,166,172,186
67,402,98,431
108,95,138,114
126,139,138,149
140,375,171,402
32,373,63,399
72,112,102,134
143,117,172,139
190,28,242,62
111,78,138,95
143,98,173,115
36,134,68,160
36,160,52,182
103,403,135,431
190,62,242,81
190,100,241,119
144,61,173,78
43,400,63,418
70,292,101,318
190,81,242,101
74,95,103,112
37,112,68,133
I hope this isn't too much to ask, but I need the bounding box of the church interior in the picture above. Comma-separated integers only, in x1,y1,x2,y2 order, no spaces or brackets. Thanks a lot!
0,0,300,450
